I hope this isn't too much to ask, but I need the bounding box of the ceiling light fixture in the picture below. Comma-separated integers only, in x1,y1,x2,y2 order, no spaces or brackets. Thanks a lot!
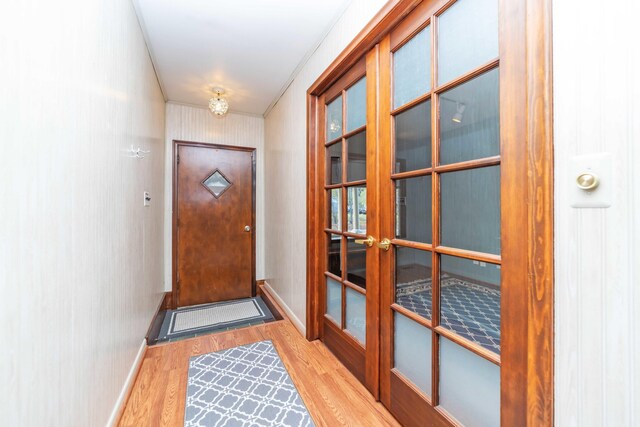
209,88,229,117
452,102,466,124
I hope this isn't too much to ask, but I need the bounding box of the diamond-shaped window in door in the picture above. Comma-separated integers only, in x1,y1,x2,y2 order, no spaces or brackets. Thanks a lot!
202,169,232,198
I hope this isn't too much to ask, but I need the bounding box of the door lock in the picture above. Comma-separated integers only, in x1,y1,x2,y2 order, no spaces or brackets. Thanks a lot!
377,238,391,251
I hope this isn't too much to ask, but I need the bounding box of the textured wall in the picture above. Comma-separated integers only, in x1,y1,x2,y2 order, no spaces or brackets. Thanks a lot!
164,103,265,290
0,0,166,425
553,0,640,425
263,0,387,329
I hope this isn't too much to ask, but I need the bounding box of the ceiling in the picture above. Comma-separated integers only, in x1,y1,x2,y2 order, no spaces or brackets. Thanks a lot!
133,0,352,116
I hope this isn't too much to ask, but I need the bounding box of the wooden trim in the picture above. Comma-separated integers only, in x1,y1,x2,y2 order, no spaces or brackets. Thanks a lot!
114,343,147,426
172,140,257,309
145,292,171,343
322,318,366,384
256,281,285,321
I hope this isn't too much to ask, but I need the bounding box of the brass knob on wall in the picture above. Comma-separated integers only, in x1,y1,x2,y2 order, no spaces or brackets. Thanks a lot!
576,172,599,191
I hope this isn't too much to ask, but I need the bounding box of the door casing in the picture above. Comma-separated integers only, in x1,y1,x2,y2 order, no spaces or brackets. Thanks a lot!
172,140,257,309
306,0,554,425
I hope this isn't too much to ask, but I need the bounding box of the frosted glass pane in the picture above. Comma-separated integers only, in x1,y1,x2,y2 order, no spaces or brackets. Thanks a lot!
441,166,500,255
395,175,431,243
328,189,341,230
440,254,501,354
395,246,432,320
439,337,500,427
438,0,498,84
345,288,366,345
326,277,342,324
393,26,431,109
326,95,343,141
202,170,231,198
394,100,431,172
347,131,366,182
394,312,432,396
346,77,366,132
440,69,499,165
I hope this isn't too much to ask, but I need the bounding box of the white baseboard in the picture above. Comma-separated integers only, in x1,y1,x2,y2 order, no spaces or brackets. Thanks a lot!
263,281,306,335
106,339,147,426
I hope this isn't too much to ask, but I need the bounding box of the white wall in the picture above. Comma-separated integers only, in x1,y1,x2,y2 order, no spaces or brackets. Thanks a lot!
263,0,387,329
553,0,640,425
164,103,265,290
0,0,165,425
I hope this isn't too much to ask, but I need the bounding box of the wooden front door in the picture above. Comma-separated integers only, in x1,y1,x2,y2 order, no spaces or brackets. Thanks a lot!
173,141,256,307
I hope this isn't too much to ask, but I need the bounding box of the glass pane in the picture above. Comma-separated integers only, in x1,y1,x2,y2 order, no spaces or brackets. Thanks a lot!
327,234,342,277
328,189,341,231
326,277,342,325
202,170,231,198
440,254,500,354
440,69,499,165
394,100,432,172
346,238,366,289
326,142,342,184
393,26,431,109
395,175,431,243
346,288,366,345
439,337,500,426
394,312,432,396
395,247,432,320
440,166,500,254
347,186,367,234
326,95,343,141
438,0,499,84
347,131,367,182
346,77,366,132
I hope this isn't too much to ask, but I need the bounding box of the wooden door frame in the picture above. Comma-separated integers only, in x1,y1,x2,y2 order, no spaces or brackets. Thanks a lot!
172,140,257,309
306,0,554,425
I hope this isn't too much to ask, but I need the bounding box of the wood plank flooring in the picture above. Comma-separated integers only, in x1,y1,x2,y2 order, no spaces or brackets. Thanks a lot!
119,319,400,426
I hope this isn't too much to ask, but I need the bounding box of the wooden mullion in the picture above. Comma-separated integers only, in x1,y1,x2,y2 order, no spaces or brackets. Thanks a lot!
434,58,500,93
430,11,441,407
390,92,432,116
391,239,433,251
342,125,367,140
325,136,342,147
434,245,502,265
434,156,501,173
324,183,342,190
434,326,501,366
391,303,433,329
344,280,367,295
344,179,367,187
391,168,433,180
343,231,366,239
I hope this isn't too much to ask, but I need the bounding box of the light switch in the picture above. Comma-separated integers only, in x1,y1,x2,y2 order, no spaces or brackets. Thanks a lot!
143,191,151,207
569,153,612,208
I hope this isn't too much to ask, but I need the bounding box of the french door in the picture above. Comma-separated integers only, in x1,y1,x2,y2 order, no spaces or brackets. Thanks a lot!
308,0,553,425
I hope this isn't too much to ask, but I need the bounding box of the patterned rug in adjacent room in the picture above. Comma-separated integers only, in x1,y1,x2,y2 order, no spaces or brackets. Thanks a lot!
185,340,315,427
156,297,275,343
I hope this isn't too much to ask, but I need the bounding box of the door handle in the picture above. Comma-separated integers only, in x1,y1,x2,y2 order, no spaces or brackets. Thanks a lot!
377,238,391,251
354,235,375,247
244,225,251,232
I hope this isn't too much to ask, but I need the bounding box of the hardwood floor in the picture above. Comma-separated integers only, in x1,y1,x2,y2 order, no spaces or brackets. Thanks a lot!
119,320,400,426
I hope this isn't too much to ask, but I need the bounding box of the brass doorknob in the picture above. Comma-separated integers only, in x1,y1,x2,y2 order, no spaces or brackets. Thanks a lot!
576,172,599,191
354,235,375,247
377,238,391,251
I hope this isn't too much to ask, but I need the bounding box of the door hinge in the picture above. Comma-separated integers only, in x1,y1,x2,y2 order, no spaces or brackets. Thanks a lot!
177,154,180,164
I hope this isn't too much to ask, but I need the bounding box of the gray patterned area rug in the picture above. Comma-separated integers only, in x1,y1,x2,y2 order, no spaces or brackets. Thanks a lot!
185,340,315,427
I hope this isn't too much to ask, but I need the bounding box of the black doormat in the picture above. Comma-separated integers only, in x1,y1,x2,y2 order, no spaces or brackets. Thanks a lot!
150,297,275,344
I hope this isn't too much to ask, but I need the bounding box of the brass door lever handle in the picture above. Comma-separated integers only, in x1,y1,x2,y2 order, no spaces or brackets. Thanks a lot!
377,238,391,251
354,235,375,247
